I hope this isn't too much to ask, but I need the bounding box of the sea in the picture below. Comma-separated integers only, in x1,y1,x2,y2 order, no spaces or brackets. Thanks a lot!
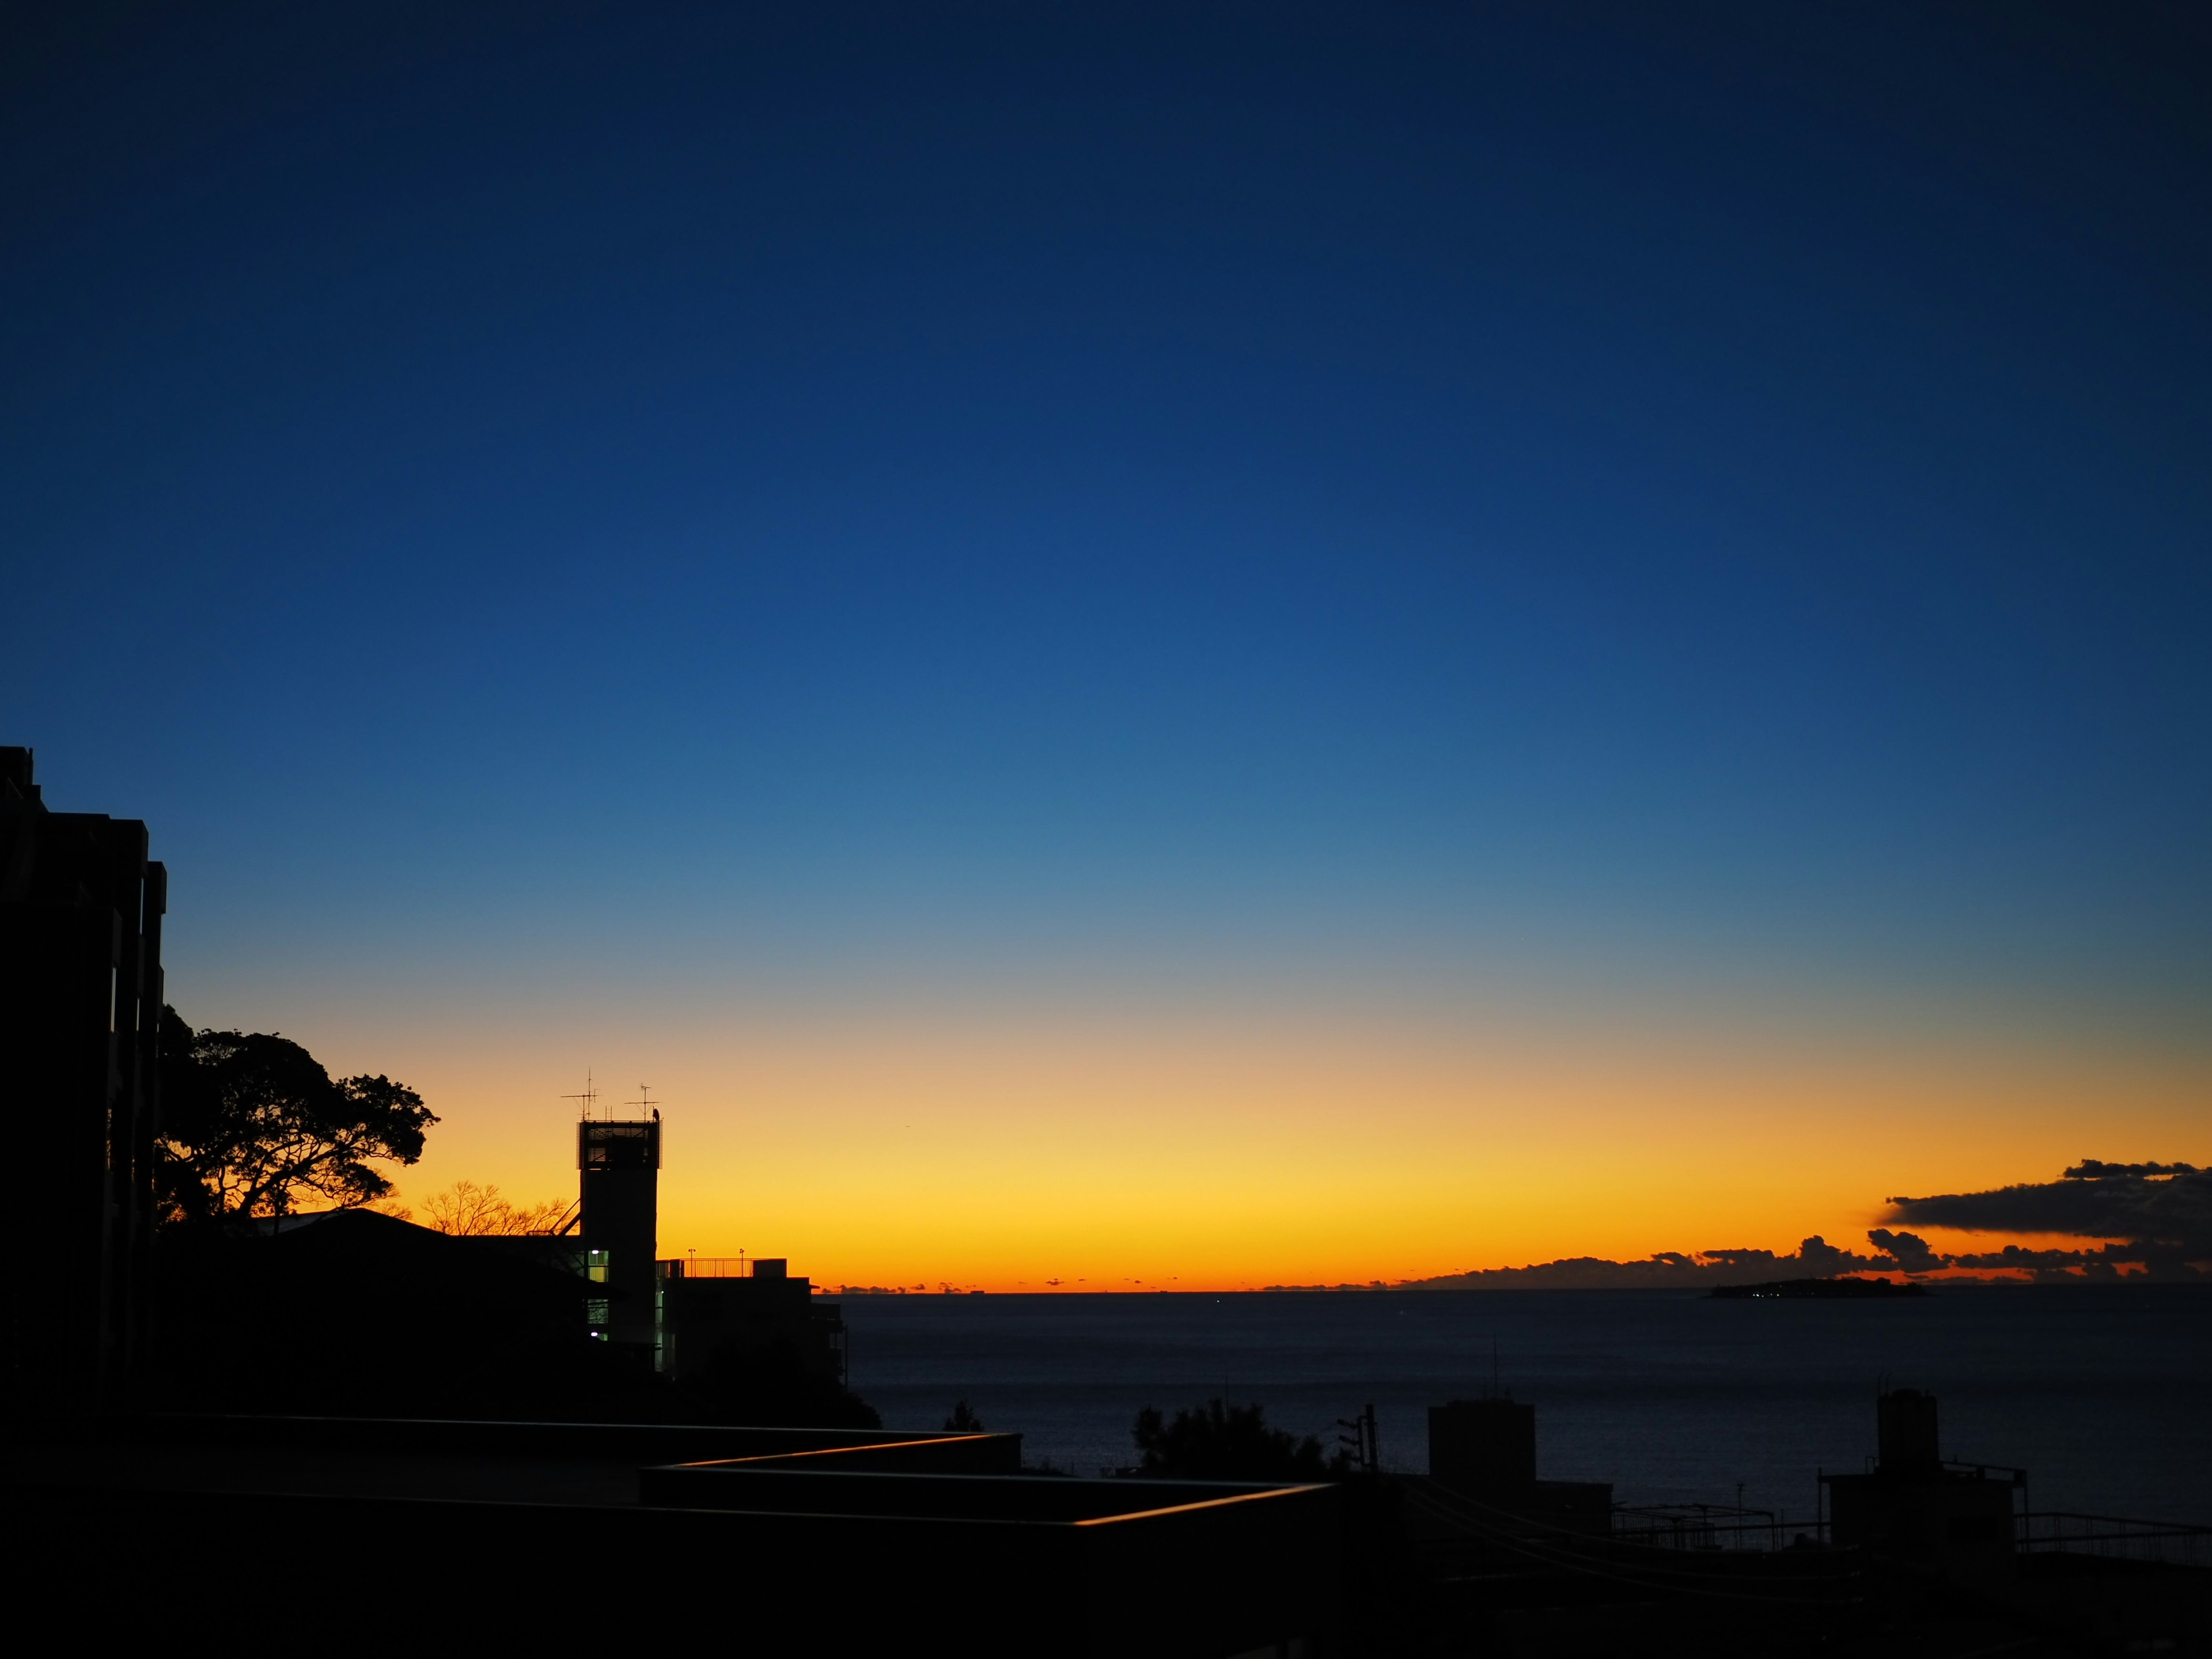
842,1284,2212,1526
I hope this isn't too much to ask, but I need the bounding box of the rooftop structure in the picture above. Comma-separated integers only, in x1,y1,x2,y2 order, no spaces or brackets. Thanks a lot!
1822,1388,2023,1578
1426,1395,1612,1537
658,1257,846,1391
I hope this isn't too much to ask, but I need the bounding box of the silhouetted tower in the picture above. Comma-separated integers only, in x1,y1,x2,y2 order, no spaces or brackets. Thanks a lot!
1426,1391,1613,1535
1878,1387,1942,1471
0,747,166,1402
570,1078,660,1353
1823,1388,2021,1577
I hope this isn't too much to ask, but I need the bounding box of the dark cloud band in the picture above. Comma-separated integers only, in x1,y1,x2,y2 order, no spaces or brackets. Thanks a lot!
1396,1161,2209,1289
1885,1164,2211,1264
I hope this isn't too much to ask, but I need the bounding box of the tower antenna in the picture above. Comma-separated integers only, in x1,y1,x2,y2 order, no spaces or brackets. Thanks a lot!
628,1084,657,1118
561,1069,600,1119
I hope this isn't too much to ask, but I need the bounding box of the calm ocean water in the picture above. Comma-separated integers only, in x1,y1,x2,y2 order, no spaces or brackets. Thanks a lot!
842,1285,2212,1525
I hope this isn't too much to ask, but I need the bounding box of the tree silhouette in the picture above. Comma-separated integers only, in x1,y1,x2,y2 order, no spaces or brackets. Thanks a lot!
942,1399,986,1433
157,1007,437,1221
422,1180,570,1236
1131,1399,1346,1481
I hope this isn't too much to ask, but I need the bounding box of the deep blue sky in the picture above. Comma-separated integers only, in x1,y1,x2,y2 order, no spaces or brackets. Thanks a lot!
7,2,2210,1056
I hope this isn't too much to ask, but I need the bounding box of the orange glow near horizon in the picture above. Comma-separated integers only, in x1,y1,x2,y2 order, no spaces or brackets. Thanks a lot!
234,974,2212,1291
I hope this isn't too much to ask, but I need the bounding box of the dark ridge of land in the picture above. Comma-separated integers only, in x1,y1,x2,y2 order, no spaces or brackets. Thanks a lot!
1709,1276,1929,1300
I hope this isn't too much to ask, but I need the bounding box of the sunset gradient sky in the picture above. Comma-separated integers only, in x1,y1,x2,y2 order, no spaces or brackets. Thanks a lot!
7,3,2208,1287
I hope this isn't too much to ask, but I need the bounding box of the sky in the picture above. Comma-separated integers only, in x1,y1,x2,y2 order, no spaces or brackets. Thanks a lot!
6,2,2209,1289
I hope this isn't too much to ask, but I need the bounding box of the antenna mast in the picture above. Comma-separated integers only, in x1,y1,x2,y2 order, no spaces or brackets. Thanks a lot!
561,1069,600,1120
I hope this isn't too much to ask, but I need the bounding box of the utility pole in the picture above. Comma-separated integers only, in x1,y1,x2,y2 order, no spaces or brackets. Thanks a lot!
1336,1403,1378,1475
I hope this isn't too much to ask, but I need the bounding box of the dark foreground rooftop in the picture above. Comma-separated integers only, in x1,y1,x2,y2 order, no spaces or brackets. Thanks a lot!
7,1413,1339,1656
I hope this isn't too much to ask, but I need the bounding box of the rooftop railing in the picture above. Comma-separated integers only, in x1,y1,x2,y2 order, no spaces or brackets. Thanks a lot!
1607,1502,2209,1567
2017,1512,2212,1569
661,1257,800,1279
1612,1503,1795,1552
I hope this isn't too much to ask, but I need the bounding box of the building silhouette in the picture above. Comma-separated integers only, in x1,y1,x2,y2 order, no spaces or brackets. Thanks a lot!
1,747,165,1403
467,1090,847,1389
1823,1388,2022,1577
575,1103,660,1350
1427,1395,1613,1536
658,1255,847,1391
